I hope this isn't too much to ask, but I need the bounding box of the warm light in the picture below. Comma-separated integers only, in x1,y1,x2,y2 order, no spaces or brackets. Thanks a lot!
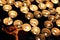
31,26,40,35
30,5,38,11
7,0,15,5
51,28,60,36
13,20,23,28
8,10,18,18
14,1,23,8
25,12,34,20
30,19,39,26
42,28,51,37
34,11,42,18
20,6,29,14
42,10,50,17
3,4,12,12
56,19,60,27
3,17,13,25
22,23,31,32
51,0,59,4
44,20,53,29
38,3,46,9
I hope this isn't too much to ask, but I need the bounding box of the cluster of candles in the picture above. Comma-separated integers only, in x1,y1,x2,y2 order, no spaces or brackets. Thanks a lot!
0,0,60,40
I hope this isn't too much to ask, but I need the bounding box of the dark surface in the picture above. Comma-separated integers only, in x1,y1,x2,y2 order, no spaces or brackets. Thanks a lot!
0,0,60,40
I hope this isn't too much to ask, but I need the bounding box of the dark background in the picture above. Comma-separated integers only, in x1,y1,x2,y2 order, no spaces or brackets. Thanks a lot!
0,0,60,40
